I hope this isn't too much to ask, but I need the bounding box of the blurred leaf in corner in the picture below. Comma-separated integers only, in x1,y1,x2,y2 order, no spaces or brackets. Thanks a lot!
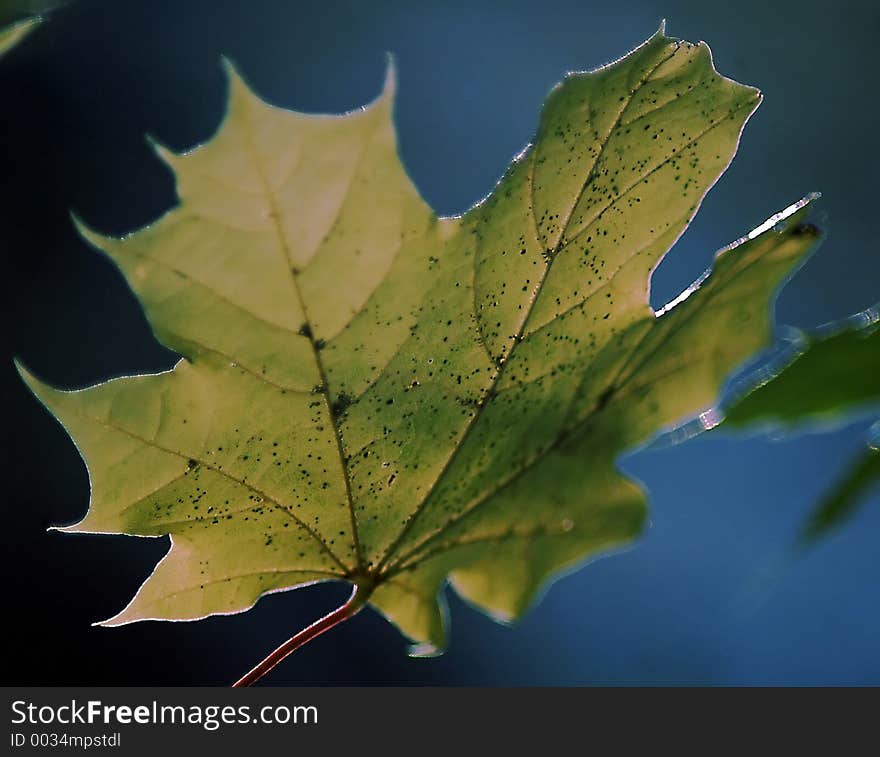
0,0,73,56
0,0,70,25
0,15,41,55
723,308,879,543
800,442,880,545
724,308,879,429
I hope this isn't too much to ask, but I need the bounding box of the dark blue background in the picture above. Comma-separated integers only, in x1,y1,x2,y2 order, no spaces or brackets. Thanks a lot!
4,0,878,684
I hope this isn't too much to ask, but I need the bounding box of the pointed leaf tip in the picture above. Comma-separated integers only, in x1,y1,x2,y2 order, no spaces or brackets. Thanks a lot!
219,55,263,111
382,52,397,99
14,359,46,400
13,357,28,380
69,211,114,253
144,133,177,165
0,16,43,57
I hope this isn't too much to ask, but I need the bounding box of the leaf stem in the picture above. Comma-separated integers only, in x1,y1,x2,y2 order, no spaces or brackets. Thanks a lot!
232,582,371,687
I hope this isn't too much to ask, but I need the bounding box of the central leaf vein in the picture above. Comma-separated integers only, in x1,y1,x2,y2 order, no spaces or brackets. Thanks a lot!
236,97,366,570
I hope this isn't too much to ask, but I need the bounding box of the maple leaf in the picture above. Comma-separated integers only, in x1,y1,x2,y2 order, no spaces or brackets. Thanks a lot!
19,27,822,672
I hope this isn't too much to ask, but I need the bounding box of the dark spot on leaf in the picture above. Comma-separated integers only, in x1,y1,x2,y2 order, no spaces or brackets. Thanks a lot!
331,392,353,419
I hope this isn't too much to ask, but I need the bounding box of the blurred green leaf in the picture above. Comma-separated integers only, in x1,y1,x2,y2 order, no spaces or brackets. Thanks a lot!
0,0,69,27
722,313,879,544
0,15,41,56
801,445,880,544
725,316,880,428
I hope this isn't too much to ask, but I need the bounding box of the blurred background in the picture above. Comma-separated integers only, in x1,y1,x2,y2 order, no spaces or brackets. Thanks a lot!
3,0,878,685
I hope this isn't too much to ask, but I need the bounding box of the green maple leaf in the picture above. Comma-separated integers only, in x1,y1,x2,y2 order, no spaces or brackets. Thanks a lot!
19,28,822,661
